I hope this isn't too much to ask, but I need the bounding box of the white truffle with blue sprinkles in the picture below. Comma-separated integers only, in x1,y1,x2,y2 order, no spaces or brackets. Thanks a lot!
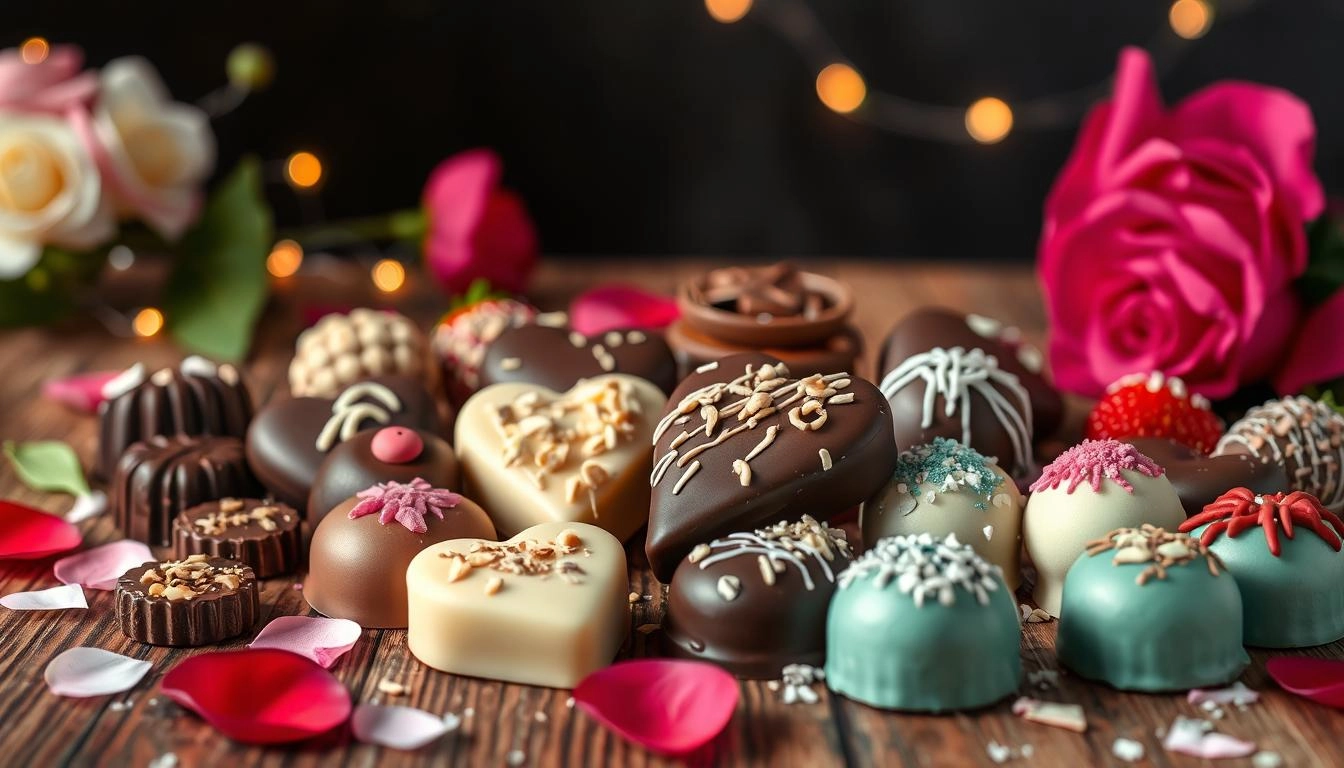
825,532,1020,712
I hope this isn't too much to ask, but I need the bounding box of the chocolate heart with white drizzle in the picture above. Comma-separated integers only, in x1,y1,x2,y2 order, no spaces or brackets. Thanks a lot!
645,353,898,582
480,324,678,395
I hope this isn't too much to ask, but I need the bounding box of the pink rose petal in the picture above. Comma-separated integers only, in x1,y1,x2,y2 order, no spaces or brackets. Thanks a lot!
161,649,352,744
1275,288,1344,395
54,540,153,591
569,284,680,336
1187,682,1260,707
66,491,107,524
249,616,363,668
351,704,452,750
0,500,82,559
41,370,121,414
2,583,87,611
45,647,150,697
1161,716,1255,759
573,659,738,755
1266,656,1344,708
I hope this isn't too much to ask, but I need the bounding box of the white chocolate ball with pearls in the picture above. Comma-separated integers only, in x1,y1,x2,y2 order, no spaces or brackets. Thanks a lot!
289,309,433,398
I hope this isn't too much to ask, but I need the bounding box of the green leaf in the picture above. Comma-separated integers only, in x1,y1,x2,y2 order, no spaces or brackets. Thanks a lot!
0,246,107,328
3,440,90,496
164,158,273,361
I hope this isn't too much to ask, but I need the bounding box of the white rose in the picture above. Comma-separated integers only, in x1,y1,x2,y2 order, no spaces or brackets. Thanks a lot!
88,57,214,240
0,113,114,278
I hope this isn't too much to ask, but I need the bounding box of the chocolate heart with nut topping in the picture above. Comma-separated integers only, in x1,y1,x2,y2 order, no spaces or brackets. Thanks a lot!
645,353,899,582
480,324,678,395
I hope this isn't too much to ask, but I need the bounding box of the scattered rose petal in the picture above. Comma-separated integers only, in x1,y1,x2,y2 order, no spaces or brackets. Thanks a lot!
573,659,738,755
1112,737,1145,762
54,540,153,591
1253,751,1285,768
147,754,177,768
66,491,108,523
2,583,87,610
42,370,121,413
351,704,452,750
161,649,352,744
1162,716,1255,759
1012,697,1087,732
1266,656,1344,708
0,500,82,559
1188,681,1260,707
569,284,680,336
45,647,150,697
249,616,362,668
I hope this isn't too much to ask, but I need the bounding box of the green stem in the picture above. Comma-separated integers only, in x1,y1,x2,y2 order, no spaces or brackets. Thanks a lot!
277,209,428,250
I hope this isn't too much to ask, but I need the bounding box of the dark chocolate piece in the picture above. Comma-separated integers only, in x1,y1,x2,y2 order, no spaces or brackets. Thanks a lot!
676,263,853,348
664,516,853,678
879,307,1063,442
113,435,259,547
116,555,259,646
244,375,441,510
479,324,678,395
645,353,898,583
665,319,863,381
174,498,302,578
304,480,497,628
97,358,251,480
308,427,459,527
1127,438,1290,518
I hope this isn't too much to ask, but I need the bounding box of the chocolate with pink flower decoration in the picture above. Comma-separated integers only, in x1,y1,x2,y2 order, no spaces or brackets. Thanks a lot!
348,478,463,534
1030,440,1164,495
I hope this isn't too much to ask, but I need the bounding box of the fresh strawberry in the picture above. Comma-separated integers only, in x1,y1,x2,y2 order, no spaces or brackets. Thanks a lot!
1086,372,1224,454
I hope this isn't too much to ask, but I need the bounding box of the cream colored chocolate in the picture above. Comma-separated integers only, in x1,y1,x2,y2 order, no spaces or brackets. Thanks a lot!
406,521,629,688
455,375,666,541
1024,469,1184,616
862,441,1025,590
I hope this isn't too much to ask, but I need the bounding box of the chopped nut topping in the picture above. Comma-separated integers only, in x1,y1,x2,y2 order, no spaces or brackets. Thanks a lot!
219,498,244,513
140,555,250,600
484,577,504,596
191,501,291,536
377,679,407,696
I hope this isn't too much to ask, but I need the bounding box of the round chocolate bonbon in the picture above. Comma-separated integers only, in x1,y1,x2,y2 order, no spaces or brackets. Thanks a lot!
117,554,259,647
308,426,458,527
174,498,302,579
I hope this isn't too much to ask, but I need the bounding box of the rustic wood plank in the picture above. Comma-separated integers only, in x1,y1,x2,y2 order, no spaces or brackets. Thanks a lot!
0,258,1340,767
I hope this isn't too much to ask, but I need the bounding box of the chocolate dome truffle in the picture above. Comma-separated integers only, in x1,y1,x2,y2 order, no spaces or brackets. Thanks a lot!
113,435,260,547
432,298,536,406
826,533,1020,712
1127,437,1289,517
1213,396,1344,511
304,478,496,628
1182,488,1344,648
862,438,1024,589
663,516,854,678
480,323,678,395
289,308,434,399
308,426,459,527
1023,439,1185,616
1057,526,1247,691
97,356,251,480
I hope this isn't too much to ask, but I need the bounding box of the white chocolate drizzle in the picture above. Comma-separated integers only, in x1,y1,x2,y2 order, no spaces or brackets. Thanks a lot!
694,516,851,591
102,363,146,400
315,381,403,451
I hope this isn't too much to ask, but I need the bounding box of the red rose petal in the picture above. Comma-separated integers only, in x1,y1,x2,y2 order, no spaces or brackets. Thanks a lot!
41,370,121,414
573,659,738,755
569,284,680,336
161,649,352,744
1267,656,1344,708
0,500,81,559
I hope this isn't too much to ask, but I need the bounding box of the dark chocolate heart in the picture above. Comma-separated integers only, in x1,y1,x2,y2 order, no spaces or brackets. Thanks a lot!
480,324,678,395
1126,437,1290,517
245,375,441,510
645,353,898,582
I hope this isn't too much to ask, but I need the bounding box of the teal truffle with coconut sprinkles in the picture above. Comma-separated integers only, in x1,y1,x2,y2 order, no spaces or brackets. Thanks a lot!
825,532,1020,712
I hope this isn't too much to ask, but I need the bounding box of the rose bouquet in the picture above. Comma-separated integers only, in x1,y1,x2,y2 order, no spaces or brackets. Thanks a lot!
1039,47,1344,404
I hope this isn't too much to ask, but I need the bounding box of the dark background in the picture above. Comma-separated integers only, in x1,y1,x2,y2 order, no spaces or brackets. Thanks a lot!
10,0,1343,259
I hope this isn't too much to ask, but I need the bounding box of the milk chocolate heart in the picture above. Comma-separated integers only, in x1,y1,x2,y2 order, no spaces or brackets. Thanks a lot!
456,374,667,541
406,521,629,688
480,324,678,394
245,376,441,510
1126,437,1289,517
645,353,898,582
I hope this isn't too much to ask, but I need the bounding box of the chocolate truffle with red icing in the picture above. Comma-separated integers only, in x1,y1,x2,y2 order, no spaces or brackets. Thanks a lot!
1023,439,1185,616
308,426,459,527
1182,488,1344,647
304,478,496,628
1212,396,1344,511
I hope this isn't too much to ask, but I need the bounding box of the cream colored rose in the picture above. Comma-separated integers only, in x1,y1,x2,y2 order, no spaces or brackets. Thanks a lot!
0,113,114,278
89,57,214,239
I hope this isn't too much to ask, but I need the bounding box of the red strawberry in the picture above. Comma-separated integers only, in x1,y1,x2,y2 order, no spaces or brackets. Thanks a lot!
1086,372,1224,454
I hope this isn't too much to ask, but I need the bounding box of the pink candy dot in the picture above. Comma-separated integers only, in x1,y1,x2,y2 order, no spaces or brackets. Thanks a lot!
371,427,423,464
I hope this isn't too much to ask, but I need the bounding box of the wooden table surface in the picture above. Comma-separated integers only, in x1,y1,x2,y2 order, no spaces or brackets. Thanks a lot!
1,258,1340,767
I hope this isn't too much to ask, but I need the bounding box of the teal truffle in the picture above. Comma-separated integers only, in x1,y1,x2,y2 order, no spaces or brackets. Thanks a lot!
1057,527,1247,691
825,532,1020,712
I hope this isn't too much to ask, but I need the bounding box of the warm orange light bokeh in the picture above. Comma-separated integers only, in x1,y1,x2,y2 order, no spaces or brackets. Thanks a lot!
20,37,49,65
371,259,405,293
133,307,164,338
266,239,304,278
1169,0,1213,40
705,0,752,24
815,63,866,114
965,97,1013,144
286,151,323,188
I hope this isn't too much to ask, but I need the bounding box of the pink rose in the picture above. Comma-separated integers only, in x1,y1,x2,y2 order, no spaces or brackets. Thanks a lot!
1039,47,1325,399
422,148,538,296
0,44,97,114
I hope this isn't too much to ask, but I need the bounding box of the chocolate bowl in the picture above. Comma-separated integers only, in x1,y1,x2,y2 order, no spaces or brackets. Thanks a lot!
676,265,853,349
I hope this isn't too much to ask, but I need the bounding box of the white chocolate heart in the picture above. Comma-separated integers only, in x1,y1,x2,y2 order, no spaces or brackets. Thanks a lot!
455,374,666,541
406,521,629,688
